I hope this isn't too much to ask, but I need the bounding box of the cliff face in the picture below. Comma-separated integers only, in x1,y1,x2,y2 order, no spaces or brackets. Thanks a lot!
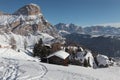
13,3,41,16
0,3,59,37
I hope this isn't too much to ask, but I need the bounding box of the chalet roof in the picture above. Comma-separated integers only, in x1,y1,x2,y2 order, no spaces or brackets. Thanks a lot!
47,50,69,60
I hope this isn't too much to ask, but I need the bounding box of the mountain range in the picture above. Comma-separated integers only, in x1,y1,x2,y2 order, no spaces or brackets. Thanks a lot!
0,3,120,80
55,23,120,57
55,23,120,36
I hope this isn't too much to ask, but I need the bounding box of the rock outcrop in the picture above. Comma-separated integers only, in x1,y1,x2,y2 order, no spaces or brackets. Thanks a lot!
0,3,60,38
13,3,41,15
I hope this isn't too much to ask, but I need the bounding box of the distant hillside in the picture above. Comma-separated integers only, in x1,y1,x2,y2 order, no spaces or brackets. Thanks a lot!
65,33,120,57
55,23,120,36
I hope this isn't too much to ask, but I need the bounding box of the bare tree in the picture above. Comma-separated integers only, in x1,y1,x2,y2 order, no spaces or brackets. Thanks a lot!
10,37,17,50
24,39,28,50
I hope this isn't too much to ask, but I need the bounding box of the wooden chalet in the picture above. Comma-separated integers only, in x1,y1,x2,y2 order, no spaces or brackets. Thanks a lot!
47,50,70,66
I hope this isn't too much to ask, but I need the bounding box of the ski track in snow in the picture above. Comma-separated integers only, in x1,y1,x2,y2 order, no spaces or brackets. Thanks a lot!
0,48,107,80
0,58,19,80
23,63,48,80
0,58,48,80
0,57,99,80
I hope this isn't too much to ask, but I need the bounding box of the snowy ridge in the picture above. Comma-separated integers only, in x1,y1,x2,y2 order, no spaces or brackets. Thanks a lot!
58,30,70,36
90,22,120,28
0,14,43,25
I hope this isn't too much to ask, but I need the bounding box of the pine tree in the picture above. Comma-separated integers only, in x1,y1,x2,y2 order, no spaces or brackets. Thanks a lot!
33,38,51,58
33,39,43,57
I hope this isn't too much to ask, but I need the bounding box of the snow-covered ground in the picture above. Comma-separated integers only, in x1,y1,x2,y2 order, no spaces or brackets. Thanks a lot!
0,32,54,50
0,48,120,80
0,58,47,80
41,63,120,80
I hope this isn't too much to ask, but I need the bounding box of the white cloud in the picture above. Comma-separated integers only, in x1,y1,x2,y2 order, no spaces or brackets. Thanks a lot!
96,22,120,28
84,22,120,28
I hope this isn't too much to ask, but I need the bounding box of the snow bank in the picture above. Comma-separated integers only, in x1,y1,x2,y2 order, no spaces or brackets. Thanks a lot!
96,54,110,67
75,50,95,67
85,51,95,67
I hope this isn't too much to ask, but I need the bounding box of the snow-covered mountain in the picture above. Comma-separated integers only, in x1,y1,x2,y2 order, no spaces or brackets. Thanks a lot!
0,3,64,52
55,23,120,36
84,26,120,35
55,23,83,36
0,3,60,38
0,3,120,80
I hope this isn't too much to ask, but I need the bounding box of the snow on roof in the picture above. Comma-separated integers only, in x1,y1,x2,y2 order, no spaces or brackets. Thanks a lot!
97,54,109,60
96,54,109,66
47,50,69,60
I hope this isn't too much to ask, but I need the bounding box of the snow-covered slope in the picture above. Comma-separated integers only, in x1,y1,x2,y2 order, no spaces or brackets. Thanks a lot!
0,3,119,80
0,14,43,25
0,3,63,51
0,57,120,80
0,58,46,80
0,32,54,51
41,63,120,80
0,35,118,80
0,48,37,61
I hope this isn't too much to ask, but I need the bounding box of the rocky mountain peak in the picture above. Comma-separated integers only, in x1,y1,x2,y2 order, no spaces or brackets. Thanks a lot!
0,3,62,40
13,3,41,15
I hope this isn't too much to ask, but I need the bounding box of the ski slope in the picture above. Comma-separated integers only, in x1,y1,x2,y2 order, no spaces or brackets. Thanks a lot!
0,48,120,80
0,58,47,80
0,57,120,80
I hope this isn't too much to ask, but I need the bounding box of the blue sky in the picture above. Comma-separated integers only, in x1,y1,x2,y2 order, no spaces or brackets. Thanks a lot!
0,0,120,26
